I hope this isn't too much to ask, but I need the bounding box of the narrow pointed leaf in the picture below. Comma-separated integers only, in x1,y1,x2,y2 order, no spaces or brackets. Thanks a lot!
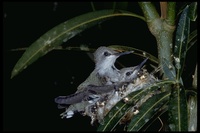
161,57,176,80
188,95,197,131
97,80,174,131
192,65,197,89
97,95,132,131
109,45,158,64
187,30,197,51
188,2,197,21
11,10,145,78
97,87,149,131
173,6,190,81
127,92,170,131
142,106,168,131
188,65,197,131
188,29,197,43
168,85,188,131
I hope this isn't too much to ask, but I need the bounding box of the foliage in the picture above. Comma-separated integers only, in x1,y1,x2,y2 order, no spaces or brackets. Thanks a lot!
11,2,197,131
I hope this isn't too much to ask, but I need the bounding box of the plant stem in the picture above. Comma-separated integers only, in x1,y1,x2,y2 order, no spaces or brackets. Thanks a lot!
138,2,159,22
138,2,176,80
166,2,176,26
160,2,168,19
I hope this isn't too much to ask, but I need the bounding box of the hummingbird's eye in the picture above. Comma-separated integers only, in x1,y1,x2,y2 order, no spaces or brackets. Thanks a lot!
126,71,133,76
104,51,111,56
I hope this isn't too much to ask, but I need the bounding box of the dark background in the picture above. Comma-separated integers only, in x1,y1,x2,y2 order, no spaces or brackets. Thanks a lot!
3,2,197,131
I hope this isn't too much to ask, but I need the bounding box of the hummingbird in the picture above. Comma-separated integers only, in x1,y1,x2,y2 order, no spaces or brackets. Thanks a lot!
76,46,133,92
55,84,117,105
55,46,133,104
118,58,148,83
54,57,148,119
55,57,148,107
56,84,118,119
55,58,150,121
54,46,133,118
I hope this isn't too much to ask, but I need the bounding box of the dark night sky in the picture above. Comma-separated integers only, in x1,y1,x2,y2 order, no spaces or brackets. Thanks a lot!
3,2,197,131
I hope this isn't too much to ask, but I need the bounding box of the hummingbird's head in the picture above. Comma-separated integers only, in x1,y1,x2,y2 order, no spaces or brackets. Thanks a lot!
94,46,133,71
119,67,138,82
119,58,148,82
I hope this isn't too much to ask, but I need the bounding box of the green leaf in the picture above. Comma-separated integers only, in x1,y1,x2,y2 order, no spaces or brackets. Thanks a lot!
97,95,132,131
188,2,197,21
161,57,176,80
11,10,145,78
188,95,197,131
142,106,168,131
187,30,197,51
176,2,192,16
127,92,170,131
192,65,197,89
109,45,158,64
168,85,188,131
188,29,197,44
173,5,190,81
97,80,174,131
97,87,148,131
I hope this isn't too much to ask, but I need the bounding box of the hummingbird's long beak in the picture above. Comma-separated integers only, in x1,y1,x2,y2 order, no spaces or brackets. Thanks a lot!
127,58,148,81
114,51,134,56
136,58,148,70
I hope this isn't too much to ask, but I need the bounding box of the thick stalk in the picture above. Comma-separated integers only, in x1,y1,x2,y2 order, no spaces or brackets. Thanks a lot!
166,2,176,26
139,2,175,80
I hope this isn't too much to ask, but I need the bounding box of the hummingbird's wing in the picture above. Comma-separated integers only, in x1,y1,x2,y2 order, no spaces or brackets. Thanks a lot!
58,84,118,119
54,91,88,105
76,70,104,93
87,84,118,94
